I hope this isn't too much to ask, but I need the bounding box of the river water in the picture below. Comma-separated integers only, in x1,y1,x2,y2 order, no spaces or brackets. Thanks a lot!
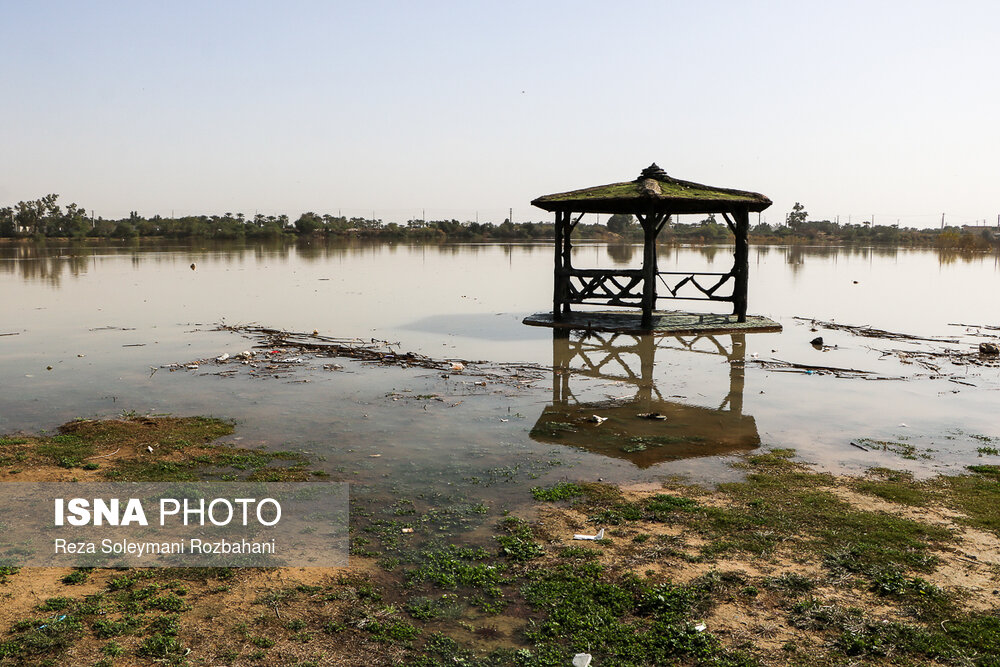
1,240,998,500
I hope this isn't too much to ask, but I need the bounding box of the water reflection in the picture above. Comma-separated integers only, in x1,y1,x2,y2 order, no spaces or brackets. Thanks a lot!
2,240,995,287
606,243,637,265
530,331,759,468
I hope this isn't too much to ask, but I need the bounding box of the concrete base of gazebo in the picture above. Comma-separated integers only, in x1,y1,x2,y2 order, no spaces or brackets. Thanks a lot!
523,310,782,335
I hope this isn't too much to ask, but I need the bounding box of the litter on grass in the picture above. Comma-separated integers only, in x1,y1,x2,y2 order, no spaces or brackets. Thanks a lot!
573,528,605,541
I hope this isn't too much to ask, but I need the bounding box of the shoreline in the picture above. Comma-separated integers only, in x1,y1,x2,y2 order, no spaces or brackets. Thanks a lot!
2,417,999,665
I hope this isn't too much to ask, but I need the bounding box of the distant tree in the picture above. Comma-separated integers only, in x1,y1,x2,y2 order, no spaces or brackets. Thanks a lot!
112,221,136,238
15,194,59,236
294,212,322,234
0,206,14,237
61,203,91,237
787,202,808,230
606,213,635,234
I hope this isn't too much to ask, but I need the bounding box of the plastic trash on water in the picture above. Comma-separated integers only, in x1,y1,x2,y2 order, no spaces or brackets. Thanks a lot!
216,353,230,362
573,528,605,541
586,415,608,425
451,362,465,371
573,653,593,667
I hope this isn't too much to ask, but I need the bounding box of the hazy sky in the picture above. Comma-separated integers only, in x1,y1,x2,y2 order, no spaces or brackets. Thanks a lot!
2,1,997,226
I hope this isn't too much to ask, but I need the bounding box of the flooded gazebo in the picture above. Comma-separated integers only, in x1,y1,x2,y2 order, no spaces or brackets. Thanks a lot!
525,164,780,333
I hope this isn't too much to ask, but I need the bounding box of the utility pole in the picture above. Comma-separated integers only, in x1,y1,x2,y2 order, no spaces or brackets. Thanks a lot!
941,213,945,229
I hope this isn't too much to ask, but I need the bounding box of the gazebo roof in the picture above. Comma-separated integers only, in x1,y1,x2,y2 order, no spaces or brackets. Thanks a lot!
531,163,772,215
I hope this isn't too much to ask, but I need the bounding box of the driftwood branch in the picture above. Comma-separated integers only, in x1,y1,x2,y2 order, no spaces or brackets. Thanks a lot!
747,357,895,379
794,317,959,343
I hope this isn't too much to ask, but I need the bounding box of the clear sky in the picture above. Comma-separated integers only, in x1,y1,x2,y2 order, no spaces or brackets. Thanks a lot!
1,1,997,227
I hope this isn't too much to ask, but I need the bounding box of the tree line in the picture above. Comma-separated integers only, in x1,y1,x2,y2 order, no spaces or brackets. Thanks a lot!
1,195,995,249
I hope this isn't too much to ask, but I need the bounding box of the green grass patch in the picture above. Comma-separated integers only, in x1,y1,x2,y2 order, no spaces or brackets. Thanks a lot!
530,481,584,502
853,469,929,506
494,516,544,562
934,465,1000,536
517,563,749,665
36,433,93,468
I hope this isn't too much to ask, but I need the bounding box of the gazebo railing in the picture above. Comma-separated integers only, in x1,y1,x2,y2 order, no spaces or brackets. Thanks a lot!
562,268,735,307
657,271,734,302
564,269,644,307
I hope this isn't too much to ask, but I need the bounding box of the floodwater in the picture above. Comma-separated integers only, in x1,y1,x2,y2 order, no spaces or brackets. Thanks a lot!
1,239,999,501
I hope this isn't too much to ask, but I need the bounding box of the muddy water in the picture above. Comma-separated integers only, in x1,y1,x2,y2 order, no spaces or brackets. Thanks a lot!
1,239,998,502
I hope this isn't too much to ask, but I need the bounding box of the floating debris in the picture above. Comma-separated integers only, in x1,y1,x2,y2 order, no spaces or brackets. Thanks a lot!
165,324,546,387
748,358,893,379
794,316,959,343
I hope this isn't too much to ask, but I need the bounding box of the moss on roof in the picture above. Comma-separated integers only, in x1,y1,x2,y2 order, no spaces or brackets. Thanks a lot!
532,164,772,215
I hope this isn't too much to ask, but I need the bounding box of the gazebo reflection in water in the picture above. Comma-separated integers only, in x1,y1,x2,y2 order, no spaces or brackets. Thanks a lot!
530,330,759,468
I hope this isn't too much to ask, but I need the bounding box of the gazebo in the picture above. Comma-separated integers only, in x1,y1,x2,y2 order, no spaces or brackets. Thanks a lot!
529,164,774,331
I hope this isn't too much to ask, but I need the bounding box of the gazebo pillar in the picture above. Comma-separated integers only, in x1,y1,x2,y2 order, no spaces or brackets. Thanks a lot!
553,211,565,319
639,212,661,329
732,209,750,322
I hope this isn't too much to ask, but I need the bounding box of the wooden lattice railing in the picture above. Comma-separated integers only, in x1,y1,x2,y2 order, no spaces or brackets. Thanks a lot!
562,269,735,306
657,271,734,301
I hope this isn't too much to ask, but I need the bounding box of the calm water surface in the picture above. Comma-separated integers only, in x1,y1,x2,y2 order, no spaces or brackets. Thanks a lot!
2,240,998,500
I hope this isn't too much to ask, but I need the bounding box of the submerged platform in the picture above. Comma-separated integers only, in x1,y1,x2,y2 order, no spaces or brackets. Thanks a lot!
523,310,782,335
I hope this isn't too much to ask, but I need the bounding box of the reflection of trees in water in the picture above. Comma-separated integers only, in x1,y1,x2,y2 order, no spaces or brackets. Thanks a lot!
936,248,997,267
0,244,92,286
648,243,732,275
786,245,804,275
697,245,720,263
606,243,637,265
